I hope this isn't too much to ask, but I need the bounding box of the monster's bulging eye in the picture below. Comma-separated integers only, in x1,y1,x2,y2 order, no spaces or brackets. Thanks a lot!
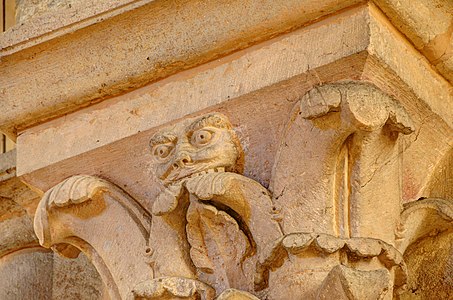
191,129,213,147
153,144,173,160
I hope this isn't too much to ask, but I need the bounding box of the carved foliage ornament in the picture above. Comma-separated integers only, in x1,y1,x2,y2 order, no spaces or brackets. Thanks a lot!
33,82,453,300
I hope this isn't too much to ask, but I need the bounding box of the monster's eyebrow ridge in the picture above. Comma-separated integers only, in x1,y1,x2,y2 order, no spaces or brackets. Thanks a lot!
149,132,177,147
188,114,232,132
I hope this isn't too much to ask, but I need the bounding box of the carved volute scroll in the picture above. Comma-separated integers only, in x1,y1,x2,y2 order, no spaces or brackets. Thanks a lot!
34,175,153,300
260,82,415,298
270,82,414,243
396,198,453,254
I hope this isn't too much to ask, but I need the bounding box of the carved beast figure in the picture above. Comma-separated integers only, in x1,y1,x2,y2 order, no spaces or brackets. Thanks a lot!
134,113,282,299
149,113,243,215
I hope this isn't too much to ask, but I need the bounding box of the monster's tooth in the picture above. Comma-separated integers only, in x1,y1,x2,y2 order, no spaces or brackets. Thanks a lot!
207,169,214,173
217,167,225,172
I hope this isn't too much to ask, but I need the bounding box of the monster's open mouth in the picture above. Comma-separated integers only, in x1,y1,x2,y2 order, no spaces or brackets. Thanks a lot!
184,167,226,179
166,167,226,184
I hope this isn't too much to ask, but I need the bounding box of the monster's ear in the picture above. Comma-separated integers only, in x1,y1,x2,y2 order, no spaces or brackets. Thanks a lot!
219,115,244,174
227,129,244,175
152,184,184,216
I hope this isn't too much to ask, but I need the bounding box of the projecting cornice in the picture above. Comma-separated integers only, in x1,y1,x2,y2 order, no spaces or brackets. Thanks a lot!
11,4,451,177
0,0,362,139
0,1,451,140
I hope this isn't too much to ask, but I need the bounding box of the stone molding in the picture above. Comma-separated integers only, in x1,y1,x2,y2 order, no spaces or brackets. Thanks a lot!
2,2,452,140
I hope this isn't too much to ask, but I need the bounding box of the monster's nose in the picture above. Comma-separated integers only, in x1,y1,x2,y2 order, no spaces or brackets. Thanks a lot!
173,153,192,169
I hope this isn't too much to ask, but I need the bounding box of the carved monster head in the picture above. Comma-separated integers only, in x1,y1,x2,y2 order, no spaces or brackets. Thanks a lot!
150,113,243,185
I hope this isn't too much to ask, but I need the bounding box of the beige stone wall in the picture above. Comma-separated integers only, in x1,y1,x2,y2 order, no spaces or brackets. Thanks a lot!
52,253,107,299
1,0,15,31
2,0,16,153
0,249,53,299
401,230,453,299
0,135,15,153
15,0,73,23
0,0,452,299
0,249,107,300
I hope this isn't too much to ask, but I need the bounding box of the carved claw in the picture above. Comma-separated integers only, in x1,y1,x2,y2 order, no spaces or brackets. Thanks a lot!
184,172,233,200
129,277,215,300
152,183,184,215
152,172,234,216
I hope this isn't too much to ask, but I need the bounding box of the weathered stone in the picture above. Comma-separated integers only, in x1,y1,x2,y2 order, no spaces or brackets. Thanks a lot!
373,0,453,83
400,230,453,299
271,82,413,244
396,198,453,253
1,0,362,139
317,265,391,300
216,289,260,300
34,175,153,299
52,252,107,300
1,0,453,299
0,249,54,299
130,277,215,300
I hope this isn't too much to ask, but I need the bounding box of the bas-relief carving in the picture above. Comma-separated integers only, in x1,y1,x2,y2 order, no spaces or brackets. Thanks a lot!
33,82,453,299
144,113,281,299
34,175,154,299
